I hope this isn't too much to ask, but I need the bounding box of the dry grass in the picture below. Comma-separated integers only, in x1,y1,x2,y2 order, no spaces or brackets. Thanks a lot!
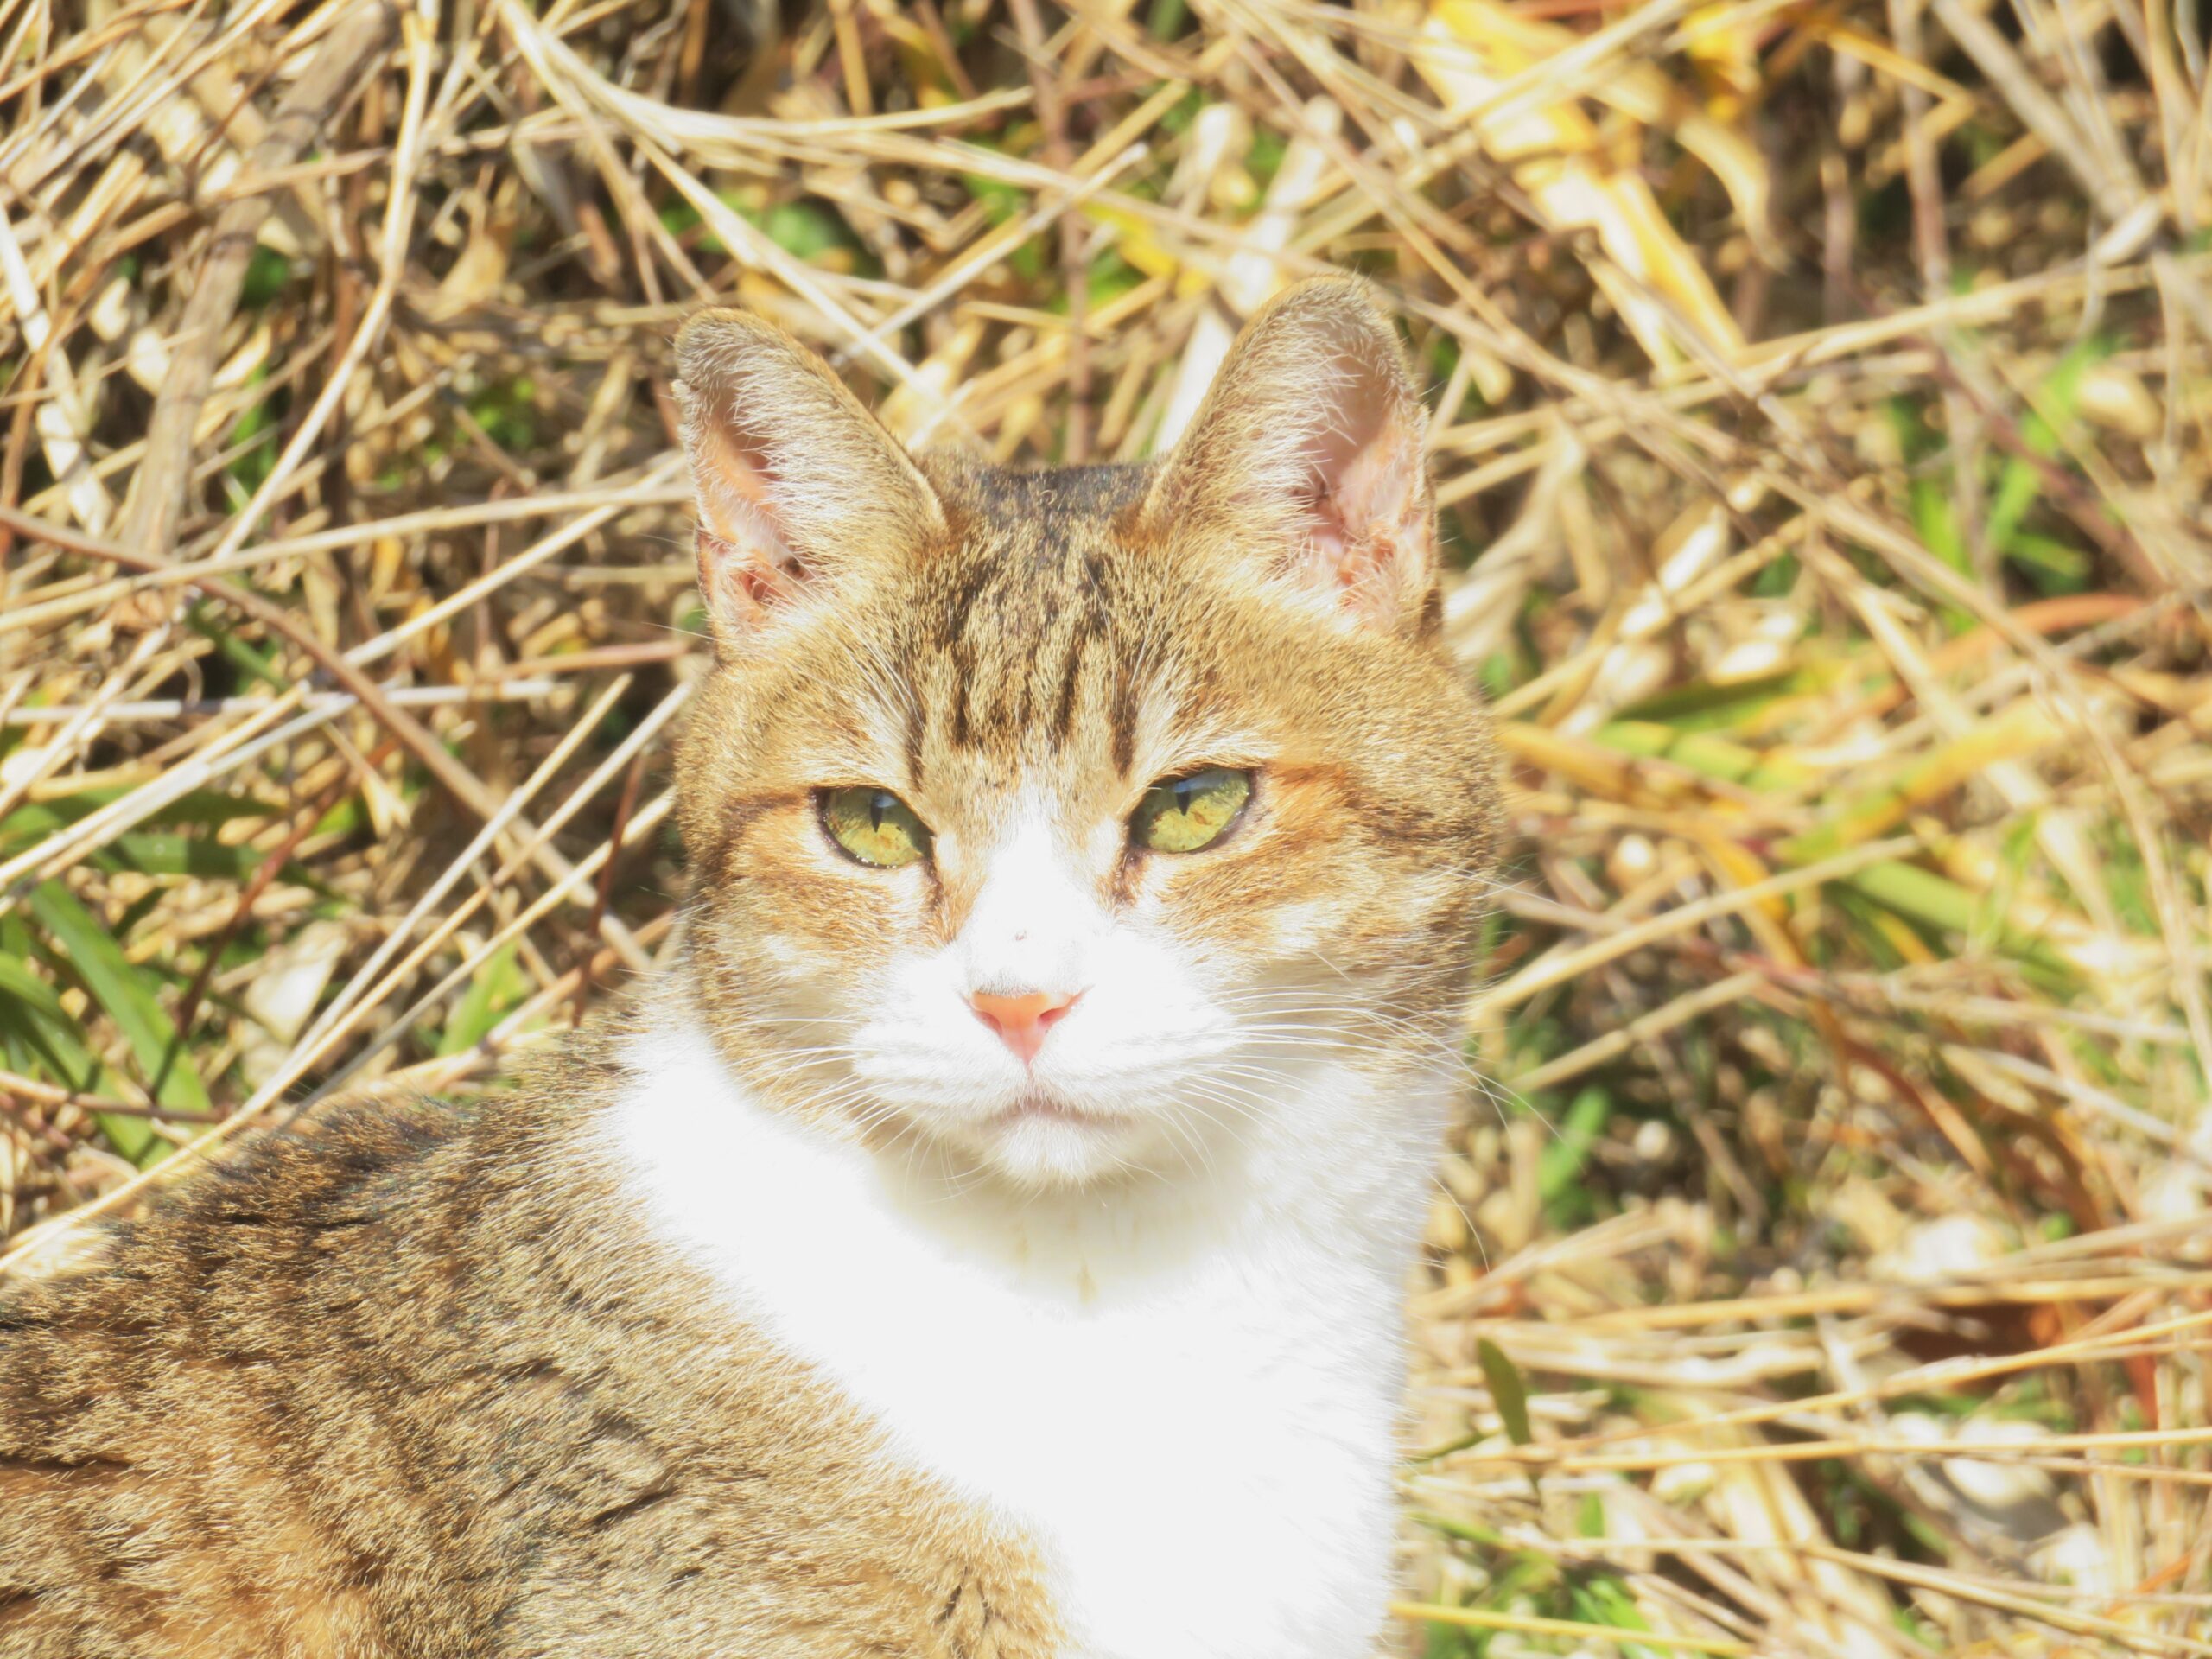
1,0,2208,1650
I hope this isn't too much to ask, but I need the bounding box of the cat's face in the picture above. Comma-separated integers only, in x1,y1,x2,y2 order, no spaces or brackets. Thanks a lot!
673,283,1497,1190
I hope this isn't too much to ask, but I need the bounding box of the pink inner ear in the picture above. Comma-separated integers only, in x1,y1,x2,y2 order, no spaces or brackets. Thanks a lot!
1312,437,1407,558
693,420,815,630
1291,374,1425,606
698,421,779,520
697,526,806,624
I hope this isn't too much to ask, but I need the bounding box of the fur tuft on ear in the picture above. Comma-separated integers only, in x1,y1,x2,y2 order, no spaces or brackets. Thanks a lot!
1146,279,1436,631
674,308,943,642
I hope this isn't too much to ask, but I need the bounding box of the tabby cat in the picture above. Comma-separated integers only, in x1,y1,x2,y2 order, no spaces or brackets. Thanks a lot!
0,277,1500,1658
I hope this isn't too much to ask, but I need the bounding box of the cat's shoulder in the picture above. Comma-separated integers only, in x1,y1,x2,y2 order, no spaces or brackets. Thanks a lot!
2,1012,639,1309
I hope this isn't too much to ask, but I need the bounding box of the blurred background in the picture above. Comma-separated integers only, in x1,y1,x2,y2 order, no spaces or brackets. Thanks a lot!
0,0,2208,1649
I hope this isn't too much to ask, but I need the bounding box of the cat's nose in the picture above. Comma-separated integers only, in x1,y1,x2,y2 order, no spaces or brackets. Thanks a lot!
969,988,1080,1064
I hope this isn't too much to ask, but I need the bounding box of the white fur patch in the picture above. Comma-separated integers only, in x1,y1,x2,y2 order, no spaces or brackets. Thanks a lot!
855,804,1258,1187
613,1016,1446,1659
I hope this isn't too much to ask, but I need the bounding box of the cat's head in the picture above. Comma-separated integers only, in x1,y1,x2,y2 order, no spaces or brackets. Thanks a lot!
671,280,1498,1192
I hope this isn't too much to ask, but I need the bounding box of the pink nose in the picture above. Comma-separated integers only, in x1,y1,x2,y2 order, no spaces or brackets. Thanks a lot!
969,988,1079,1064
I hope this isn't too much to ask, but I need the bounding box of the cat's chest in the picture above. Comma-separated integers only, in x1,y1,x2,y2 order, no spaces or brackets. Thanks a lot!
768,1240,1406,1659
619,1079,1409,1659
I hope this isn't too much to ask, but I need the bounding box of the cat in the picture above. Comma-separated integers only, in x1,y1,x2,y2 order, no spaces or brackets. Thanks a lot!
0,276,1500,1659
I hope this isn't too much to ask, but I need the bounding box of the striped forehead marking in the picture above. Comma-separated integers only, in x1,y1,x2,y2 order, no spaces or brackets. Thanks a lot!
914,467,1153,772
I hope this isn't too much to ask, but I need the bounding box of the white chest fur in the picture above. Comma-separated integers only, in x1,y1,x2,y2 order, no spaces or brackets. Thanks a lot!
613,1020,1440,1659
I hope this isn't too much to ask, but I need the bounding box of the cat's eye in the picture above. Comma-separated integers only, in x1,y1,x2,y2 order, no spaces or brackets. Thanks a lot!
820,786,931,868
1130,766,1252,854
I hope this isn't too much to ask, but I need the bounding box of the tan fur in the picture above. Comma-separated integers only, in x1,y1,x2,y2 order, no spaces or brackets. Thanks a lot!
1,1023,1058,1658
0,279,1500,1654
675,281,1496,1166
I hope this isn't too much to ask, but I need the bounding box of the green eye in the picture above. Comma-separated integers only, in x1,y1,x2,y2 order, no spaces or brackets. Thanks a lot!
1131,766,1252,854
821,786,931,868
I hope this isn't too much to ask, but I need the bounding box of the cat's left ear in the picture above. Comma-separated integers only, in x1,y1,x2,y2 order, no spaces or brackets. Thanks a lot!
1145,278,1435,632
674,308,944,645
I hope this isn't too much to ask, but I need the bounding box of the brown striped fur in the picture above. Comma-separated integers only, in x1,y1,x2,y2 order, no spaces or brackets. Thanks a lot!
1,1019,1058,1657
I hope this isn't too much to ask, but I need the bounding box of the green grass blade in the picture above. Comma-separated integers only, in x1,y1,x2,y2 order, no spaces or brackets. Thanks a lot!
28,880,211,1121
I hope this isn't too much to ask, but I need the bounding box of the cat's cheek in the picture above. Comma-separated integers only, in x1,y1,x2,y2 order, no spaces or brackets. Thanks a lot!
1239,895,1344,959
1137,840,1383,963
844,948,1020,1105
1048,927,1234,1072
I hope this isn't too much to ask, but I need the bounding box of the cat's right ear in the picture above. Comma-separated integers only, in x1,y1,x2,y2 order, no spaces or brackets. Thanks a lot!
674,309,943,642
1144,279,1435,634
